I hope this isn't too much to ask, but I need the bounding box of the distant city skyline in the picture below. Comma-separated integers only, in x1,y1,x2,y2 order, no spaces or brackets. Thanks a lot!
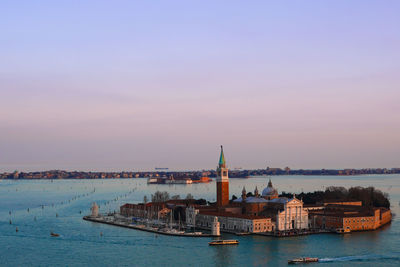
1,1,400,172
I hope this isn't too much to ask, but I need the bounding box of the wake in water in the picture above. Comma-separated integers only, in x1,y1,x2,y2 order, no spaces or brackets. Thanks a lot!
319,254,400,263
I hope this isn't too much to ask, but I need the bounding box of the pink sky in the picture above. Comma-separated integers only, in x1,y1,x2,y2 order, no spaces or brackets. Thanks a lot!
1,1,399,171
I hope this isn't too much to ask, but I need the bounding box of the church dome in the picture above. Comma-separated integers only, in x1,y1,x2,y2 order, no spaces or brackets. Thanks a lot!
262,179,278,197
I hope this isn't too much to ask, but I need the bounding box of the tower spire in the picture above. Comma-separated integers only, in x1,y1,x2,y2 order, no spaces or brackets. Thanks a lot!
219,145,226,168
254,186,259,197
242,186,247,201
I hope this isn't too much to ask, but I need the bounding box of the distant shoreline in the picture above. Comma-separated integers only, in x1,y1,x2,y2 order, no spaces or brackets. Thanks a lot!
1,168,399,180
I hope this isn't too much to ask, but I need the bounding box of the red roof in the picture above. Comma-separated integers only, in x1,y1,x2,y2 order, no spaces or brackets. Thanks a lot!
199,210,267,220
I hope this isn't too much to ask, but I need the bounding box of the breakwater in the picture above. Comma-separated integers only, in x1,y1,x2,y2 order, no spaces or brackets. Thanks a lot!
83,216,217,237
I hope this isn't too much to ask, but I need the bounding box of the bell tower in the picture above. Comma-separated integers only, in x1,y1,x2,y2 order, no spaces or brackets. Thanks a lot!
216,145,229,207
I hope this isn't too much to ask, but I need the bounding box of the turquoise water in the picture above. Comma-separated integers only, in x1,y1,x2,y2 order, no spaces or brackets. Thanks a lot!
1,175,399,266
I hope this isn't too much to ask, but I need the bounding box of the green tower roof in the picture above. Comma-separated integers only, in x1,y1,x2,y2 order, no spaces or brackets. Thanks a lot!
219,145,226,167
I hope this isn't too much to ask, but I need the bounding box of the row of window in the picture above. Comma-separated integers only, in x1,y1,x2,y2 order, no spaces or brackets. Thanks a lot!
344,218,374,223
199,219,274,232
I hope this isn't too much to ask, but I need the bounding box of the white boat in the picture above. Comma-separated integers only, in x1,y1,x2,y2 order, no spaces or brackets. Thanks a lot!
209,240,239,246
147,178,158,184
185,232,203,236
160,228,184,234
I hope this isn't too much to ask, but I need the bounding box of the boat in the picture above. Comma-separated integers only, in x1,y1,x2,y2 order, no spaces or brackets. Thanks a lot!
208,240,239,246
235,232,250,236
50,232,60,237
336,228,351,234
147,177,159,184
288,257,318,264
186,232,203,236
164,228,185,234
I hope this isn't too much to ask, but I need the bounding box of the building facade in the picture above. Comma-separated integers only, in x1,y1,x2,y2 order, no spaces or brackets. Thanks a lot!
309,205,392,231
233,182,309,232
274,198,309,231
120,203,171,219
195,211,272,233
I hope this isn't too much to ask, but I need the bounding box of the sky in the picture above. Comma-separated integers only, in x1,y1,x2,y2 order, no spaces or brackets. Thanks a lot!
1,1,400,172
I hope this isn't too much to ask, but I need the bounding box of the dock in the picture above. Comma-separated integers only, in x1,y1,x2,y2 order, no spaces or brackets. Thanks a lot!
254,229,332,237
83,216,217,237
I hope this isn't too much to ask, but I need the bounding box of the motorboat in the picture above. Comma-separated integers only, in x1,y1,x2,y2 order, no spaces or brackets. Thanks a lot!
288,257,318,264
209,240,239,246
50,232,60,237
336,228,351,234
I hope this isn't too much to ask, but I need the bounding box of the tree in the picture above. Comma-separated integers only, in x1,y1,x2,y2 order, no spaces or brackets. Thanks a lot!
143,195,148,204
246,192,254,197
324,186,348,201
151,191,170,202
171,195,181,200
194,198,207,205
186,193,194,199
281,186,390,208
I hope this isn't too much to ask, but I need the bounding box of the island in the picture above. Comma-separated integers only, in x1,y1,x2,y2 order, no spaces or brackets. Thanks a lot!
83,147,392,237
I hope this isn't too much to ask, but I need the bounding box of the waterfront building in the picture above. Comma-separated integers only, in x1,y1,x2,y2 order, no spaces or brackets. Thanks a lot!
190,148,308,233
195,211,272,233
185,206,199,227
322,200,362,206
308,204,392,231
232,181,309,231
165,176,193,184
120,203,171,219
260,197,309,231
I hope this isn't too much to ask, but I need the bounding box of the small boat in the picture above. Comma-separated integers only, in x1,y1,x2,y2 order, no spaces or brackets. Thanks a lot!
160,228,185,234
186,232,203,236
209,240,239,246
288,257,318,264
336,228,351,234
235,232,250,236
50,232,60,237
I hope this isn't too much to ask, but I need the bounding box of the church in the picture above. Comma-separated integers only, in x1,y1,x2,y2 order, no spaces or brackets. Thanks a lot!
190,146,309,233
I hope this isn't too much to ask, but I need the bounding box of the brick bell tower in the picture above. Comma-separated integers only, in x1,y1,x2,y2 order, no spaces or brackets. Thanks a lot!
216,145,229,207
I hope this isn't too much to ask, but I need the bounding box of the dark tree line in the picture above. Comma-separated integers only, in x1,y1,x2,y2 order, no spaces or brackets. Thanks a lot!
149,191,198,203
280,186,390,209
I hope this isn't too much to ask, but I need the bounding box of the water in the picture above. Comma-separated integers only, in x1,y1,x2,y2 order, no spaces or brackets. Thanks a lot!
0,175,399,266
